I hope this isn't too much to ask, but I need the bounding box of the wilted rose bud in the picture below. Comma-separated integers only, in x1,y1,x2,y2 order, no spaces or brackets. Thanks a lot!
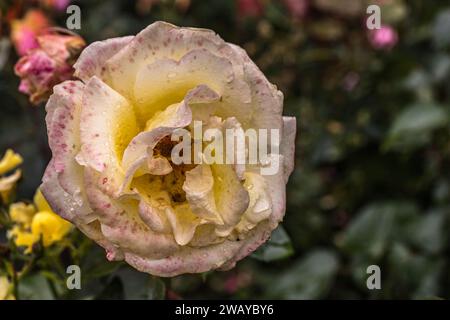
14,31,85,104
11,9,50,56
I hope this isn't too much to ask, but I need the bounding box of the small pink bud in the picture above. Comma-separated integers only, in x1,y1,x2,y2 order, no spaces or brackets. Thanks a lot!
368,25,398,50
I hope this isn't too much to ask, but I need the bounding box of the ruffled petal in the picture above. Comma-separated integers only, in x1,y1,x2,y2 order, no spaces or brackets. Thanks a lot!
120,84,220,193
119,101,192,193
106,21,225,99
74,36,134,83
41,160,93,223
165,203,203,246
78,76,138,173
212,164,249,237
231,43,284,132
124,238,242,277
83,167,178,259
45,81,90,207
183,164,223,223
235,172,271,233
134,49,250,123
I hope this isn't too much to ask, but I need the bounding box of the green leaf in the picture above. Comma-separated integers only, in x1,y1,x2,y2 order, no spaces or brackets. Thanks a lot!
117,267,166,300
252,226,294,262
339,201,419,259
387,243,444,299
147,276,166,300
432,9,450,48
406,209,446,254
384,103,449,150
96,276,124,300
17,273,55,300
268,250,339,299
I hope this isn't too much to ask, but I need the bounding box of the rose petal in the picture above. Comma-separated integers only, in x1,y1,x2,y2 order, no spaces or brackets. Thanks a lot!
77,220,124,261
212,164,249,237
219,220,274,271
83,167,178,259
106,21,224,99
119,101,192,193
46,82,87,195
74,36,134,83
44,81,93,219
165,203,203,246
138,198,171,233
120,84,220,193
235,172,271,233
134,49,251,123
133,174,172,233
41,160,94,223
280,116,296,182
183,164,223,224
147,157,173,175
124,238,242,277
230,43,284,133
79,76,138,171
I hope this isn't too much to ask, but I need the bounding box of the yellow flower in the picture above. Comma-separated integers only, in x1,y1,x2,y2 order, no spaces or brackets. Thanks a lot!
9,202,35,228
8,190,72,253
0,149,23,173
0,149,23,203
9,225,39,254
31,210,72,247
0,276,15,300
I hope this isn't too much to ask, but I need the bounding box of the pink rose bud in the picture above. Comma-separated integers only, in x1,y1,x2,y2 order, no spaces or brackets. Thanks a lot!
11,10,50,56
14,32,85,104
368,25,398,50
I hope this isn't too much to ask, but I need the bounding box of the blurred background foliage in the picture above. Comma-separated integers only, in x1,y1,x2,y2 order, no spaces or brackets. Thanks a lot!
1,0,450,300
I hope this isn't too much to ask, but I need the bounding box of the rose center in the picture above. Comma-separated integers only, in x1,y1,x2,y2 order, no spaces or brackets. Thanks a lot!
152,135,196,203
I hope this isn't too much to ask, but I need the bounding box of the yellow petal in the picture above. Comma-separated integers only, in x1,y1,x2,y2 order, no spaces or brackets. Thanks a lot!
74,36,134,83
9,225,39,254
31,211,72,247
165,203,202,246
106,21,222,100
235,172,272,233
79,77,138,170
134,49,250,124
211,164,249,237
33,189,53,213
0,169,22,203
183,164,223,224
0,149,23,175
9,202,35,227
